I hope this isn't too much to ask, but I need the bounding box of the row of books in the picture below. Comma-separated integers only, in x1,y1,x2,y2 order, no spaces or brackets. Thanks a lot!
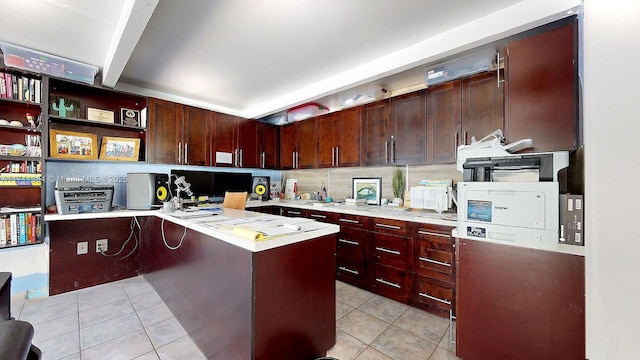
0,71,41,104
3,161,42,174
0,172,42,186
0,212,42,246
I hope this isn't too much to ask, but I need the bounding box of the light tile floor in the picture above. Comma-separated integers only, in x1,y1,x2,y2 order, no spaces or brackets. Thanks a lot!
10,276,459,360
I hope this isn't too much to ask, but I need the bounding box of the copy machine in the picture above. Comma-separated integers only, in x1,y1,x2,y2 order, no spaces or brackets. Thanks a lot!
455,131,569,252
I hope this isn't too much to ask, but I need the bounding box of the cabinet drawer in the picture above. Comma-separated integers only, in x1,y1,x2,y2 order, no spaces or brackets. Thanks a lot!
370,263,412,303
415,240,453,281
281,208,306,217
337,244,365,264
336,214,369,230
306,210,336,223
414,275,453,317
371,233,410,270
372,217,412,237
337,227,369,252
336,253,367,288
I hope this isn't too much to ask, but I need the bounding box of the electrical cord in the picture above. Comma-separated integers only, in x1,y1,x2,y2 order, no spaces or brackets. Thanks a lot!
99,216,141,260
161,217,187,250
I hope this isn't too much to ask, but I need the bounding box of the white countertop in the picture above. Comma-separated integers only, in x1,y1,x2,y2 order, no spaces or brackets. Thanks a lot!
247,199,458,227
45,208,340,253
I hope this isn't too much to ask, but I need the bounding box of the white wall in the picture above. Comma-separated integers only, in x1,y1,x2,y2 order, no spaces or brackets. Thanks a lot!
584,1,640,358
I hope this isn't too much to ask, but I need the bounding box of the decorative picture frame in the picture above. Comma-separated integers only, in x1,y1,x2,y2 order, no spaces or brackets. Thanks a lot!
49,94,81,118
352,177,382,205
49,129,98,160
86,107,115,124
120,108,141,127
99,136,141,161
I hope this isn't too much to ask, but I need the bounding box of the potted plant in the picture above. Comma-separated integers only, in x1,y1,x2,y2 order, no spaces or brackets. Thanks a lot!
391,168,405,206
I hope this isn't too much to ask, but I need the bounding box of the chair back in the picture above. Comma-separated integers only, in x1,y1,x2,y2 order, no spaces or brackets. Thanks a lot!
222,191,248,210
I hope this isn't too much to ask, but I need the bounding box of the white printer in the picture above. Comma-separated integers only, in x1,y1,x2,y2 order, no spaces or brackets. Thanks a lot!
456,131,570,252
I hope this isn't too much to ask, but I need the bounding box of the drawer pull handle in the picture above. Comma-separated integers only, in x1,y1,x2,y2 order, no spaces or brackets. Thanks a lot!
338,266,359,275
339,218,359,224
288,211,302,215
310,214,326,218
419,292,451,305
375,247,401,255
376,278,401,289
338,238,359,246
418,256,451,267
375,223,402,230
418,230,450,238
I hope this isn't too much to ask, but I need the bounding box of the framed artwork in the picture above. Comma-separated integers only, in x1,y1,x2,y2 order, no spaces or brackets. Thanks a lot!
86,107,115,124
352,177,382,205
120,108,141,127
49,130,98,160
99,136,141,161
49,94,81,118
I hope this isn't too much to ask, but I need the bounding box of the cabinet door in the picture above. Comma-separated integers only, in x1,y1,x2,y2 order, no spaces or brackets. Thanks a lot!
297,118,317,169
183,106,211,166
362,100,391,166
317,113,336,168
391,90,427,164
147,98,182,164
259,123,279,169
461,71,504,145
337,106,362,167
239,119,260,168
505,21,577,152
214,113,240,167
279,123,298,169
427,81,461,164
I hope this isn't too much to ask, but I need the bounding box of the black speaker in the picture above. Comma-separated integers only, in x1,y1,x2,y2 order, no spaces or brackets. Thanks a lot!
251,176,270,201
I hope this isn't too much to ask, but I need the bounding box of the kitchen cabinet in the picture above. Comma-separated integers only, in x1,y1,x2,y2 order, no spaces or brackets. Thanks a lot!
412,224,455,317
362,91,427,166
456,237,585,359
279,122,298,169
336,226,370,289
259,122,279,169
318,107,362,168
428,71,503,164
148,98,210,165
297,118,317,169
390,90,427,164
504,20,577,152
213,112,242,167
236,119,279,169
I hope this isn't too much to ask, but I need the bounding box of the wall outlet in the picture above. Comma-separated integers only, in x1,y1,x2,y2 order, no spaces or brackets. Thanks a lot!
96,239,108,253
77,241,88,255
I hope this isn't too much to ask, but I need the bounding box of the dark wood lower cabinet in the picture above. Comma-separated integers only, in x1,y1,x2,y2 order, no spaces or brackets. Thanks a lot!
456,238,585,360
49,218,141,295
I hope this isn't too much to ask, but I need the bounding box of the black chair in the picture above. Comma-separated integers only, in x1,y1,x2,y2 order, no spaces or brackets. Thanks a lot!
0,273,42,360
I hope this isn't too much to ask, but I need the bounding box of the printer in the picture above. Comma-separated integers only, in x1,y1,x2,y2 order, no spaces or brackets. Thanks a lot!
54,180,114,214
456,130,569,252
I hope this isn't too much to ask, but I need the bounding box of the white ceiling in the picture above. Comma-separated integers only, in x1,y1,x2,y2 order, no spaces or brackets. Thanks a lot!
0,0,581,119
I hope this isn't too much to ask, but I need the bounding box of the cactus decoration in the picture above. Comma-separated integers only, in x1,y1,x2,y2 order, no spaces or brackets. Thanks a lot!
392,168,405,199
52,98,74,117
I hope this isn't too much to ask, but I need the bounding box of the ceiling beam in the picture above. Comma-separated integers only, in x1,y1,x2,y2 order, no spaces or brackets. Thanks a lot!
102,0,158,88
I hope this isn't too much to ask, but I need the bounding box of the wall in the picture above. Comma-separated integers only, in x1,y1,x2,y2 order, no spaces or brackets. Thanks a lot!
285,164,462,202
584,1,640,358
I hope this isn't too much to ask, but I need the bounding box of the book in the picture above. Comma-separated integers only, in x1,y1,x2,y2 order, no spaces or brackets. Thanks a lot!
22,77,29,102
17,77,23,101
9,214,17,245
11,75,18,98
4,72,12,99
0,73,6,98
34,79,41,103
29,214,37,242
0,215,6,245
18,212,26,244
28,78,35,102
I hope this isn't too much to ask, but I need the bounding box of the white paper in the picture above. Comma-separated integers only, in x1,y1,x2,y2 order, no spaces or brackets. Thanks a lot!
215,151,233,164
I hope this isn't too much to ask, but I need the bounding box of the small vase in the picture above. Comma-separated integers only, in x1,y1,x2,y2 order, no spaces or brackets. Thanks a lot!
393,197,404,206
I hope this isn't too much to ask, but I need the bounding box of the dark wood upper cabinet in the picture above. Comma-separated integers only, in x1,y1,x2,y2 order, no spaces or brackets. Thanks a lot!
147,98,182,164
214,112,241,167
428,81,461,164
238,119,261,168
279,122,298,169
362,99,391,166
260,122,279,169
317,107,362,168
297,117,318,169
183,106,212,166
504,20,577,152
461,71,504,145
391,90,427,164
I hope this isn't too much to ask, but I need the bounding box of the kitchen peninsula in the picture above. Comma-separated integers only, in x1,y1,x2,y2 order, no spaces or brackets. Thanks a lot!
46,209,340,360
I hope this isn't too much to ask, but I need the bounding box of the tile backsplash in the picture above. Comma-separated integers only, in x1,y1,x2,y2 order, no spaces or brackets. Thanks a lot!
283,164,462,201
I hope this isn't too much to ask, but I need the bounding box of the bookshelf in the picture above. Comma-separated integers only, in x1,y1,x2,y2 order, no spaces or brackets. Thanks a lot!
0,67,44,248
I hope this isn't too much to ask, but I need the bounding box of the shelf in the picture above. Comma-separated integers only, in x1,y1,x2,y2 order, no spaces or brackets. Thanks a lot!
1,206,42,214
0,155,41,161
0,241,44,250
0,124,41,133
49,115,146,131
0,96,41,108
45,157,144,164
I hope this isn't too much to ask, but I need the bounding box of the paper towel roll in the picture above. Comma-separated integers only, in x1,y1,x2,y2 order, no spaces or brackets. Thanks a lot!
231,227,265,241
